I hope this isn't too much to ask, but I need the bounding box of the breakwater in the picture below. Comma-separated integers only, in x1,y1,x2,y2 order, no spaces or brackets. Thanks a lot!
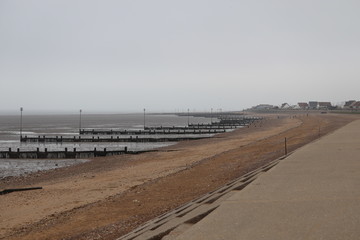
144,125,237,130
79,129,226,135
20,135,212,143
0,147,151,159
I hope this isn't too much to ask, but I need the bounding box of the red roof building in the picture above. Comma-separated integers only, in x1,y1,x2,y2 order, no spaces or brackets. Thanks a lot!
298,102,309,109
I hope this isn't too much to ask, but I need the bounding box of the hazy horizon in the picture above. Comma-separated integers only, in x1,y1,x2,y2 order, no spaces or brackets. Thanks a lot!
1,0,359,113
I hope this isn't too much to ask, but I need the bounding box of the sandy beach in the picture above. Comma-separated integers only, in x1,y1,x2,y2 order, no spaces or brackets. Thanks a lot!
0,112,358,240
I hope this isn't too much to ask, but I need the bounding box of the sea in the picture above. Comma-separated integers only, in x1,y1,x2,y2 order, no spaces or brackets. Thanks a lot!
0,113,213,178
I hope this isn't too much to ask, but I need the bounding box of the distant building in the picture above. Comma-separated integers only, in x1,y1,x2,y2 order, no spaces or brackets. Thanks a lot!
280,103,291,109
350,101,360,109
308,101,319,109
318,102,332,110
344,100,356,109
298,102,309,109
252,104,274,110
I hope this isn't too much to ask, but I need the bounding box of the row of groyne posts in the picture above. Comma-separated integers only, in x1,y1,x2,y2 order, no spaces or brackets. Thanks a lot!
1,116,262,159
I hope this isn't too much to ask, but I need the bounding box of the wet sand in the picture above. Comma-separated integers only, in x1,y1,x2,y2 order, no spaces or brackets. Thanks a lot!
0,112,358,240
0,159,89,178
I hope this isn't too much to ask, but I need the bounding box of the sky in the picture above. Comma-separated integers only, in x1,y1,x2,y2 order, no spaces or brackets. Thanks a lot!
0,0,359,114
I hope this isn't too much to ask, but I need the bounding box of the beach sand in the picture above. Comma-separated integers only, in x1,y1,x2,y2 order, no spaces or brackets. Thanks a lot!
0,112,358,240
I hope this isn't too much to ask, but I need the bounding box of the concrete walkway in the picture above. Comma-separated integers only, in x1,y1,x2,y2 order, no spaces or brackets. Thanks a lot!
175,120,360,240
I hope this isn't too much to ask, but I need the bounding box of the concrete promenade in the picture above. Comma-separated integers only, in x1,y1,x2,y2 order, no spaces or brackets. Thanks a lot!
175,120,360,240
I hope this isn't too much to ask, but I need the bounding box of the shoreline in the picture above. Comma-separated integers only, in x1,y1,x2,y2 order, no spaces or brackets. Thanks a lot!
1,113,358,240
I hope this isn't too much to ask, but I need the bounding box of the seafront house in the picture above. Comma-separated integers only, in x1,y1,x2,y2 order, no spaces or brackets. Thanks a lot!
349,101,360,109
344,100,357,109
318,102,332,110
280,103,292,109
308,101,319,109
298,102,309,109
251,104,275,110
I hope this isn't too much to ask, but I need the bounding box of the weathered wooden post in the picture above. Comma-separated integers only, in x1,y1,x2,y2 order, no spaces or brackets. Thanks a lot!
285,138,288,155
143,108,146,130
79,109,82,134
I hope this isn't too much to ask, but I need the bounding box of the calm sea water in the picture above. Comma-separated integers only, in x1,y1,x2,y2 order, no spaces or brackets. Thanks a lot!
0,113,214,178
0,113,213,151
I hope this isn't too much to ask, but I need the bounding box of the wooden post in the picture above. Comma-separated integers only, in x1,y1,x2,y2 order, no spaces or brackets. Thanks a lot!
79,109,82,134
143,108,146,130
285,137,288,155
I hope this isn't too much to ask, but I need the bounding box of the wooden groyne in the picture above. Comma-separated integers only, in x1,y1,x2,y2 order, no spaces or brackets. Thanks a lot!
79,129,226,135
144,125,238,130
0,147,151,159
77,117,261,135
20,135,212,143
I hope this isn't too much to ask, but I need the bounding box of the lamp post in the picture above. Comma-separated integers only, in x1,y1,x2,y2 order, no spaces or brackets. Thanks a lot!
79,109,82,134
187,108,190,126
143,108,146,130
20,107,23,140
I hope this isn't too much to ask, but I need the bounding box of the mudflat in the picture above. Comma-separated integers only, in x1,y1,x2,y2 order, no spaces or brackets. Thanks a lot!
0,112,358,240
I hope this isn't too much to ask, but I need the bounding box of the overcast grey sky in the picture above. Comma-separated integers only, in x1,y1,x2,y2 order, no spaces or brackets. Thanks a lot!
1,0,359,113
